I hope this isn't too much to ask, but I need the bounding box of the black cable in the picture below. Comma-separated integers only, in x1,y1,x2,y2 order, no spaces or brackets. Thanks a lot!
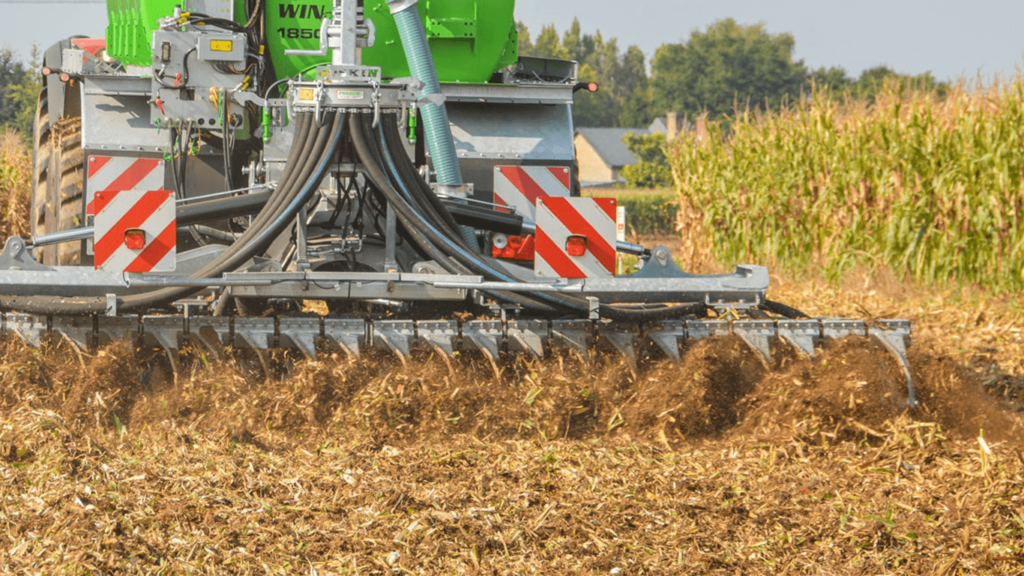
760,300,810,319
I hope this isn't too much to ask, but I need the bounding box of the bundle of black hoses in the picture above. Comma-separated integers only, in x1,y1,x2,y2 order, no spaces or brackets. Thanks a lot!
350,113,720,322
0,112,346,315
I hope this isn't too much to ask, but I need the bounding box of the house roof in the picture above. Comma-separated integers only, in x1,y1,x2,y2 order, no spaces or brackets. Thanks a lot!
575,127,647,169
648,115,695,135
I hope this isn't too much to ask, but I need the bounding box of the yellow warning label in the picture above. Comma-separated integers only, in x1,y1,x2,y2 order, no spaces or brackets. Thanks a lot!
298,88,315,101
210,40,234,52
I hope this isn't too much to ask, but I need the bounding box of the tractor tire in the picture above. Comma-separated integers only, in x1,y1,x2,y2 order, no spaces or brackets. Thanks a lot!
30,87,85,265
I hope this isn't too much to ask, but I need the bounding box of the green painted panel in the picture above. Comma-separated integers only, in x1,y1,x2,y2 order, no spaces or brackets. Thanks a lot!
107,0,519,83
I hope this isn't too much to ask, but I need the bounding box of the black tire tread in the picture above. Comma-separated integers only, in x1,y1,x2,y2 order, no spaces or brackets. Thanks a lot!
30,86,84,266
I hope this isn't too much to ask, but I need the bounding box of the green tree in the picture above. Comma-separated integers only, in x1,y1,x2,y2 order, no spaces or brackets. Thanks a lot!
520,19,653,128
807,66,851,93
620,132,672,189
850,66,950,102
651,18,807,121
0,47,40,141
0,48,29,127
516,21,534,56
530,24,568,60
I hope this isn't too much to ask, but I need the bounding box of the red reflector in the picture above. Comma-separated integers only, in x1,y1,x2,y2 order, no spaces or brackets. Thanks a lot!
508,235,523,249
125,229,146,250
60,73,70,82
42,67,51,76
588,82,599,93
566,235,588,257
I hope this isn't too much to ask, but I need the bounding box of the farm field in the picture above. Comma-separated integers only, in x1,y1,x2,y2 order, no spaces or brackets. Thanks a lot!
1,131,1024,573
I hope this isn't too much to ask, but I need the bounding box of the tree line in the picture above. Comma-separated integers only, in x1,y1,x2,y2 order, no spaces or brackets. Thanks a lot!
519,17,950,128
0,48,40,141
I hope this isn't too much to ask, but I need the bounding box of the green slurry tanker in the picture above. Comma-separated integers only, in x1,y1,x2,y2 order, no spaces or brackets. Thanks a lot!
3,0,913,400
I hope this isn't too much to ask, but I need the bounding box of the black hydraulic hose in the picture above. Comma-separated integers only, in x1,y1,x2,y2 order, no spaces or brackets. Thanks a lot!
349,115,472,276
116,113,341,312
353,116,560,314
760,299,809,319
365,117,578,312
380,116,463,236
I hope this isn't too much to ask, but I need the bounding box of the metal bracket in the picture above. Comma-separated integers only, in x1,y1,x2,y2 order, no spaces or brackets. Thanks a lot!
587,296,600,321
0,237,51,271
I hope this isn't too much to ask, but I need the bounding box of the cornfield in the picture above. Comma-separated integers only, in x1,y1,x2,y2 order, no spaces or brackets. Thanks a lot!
672,79,1024,291
0,129,30,241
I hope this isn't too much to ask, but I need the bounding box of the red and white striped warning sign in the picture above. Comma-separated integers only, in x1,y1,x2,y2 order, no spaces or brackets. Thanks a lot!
86,156,165,215
535,197,617,279
493,166,571,221
93,190,177,273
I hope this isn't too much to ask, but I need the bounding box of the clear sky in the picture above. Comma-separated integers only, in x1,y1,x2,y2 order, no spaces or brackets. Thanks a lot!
2,0,1022,82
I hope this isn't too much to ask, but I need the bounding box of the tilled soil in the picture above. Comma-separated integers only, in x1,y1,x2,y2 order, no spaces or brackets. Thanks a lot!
0,327,1022,574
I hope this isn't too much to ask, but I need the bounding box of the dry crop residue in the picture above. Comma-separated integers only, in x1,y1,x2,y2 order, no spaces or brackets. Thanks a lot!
0,328,1021,574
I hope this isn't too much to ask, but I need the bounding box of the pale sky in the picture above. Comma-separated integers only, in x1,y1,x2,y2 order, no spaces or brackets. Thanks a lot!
2,0,1022,82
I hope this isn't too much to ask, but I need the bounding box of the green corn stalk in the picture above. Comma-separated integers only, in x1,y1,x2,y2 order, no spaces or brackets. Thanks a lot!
672,78,1024,292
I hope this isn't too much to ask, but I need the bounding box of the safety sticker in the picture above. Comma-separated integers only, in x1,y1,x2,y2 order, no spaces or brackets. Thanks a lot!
93,190,176,273
535,197,617,279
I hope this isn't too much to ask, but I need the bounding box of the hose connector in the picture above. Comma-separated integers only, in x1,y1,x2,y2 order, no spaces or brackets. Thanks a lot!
385,0,417,14
387,0,419,15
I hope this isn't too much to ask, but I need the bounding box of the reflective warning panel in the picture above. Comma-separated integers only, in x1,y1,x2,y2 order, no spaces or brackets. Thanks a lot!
93,190,176,273
493,166,571,221
86,155,165,216
535,197,617,279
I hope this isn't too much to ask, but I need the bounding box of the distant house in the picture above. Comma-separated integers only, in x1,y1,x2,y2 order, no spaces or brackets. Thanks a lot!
574,127,644,187
575,113,688,187
647,114,693,138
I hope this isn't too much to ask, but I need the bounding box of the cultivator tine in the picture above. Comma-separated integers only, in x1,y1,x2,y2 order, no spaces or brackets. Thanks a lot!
732,321,775,369
278,318,321,360
192,318,231,361
551,319,591,358
233,317,274,352
142,316,184,354
374,320,414,364
141,316,185,375
324,318,366,358
506,320,547,360
96,316,140,348
417,320,458,359
869,320,917,408
599,324,639,370
776,320,819,358
52,316,93,351
8,314,47,347
462,320,503,378
462,320,503,361
647,320,685,363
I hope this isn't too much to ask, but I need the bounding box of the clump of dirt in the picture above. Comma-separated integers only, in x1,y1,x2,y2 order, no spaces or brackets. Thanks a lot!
620,336,766,445
733,338,1024,444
